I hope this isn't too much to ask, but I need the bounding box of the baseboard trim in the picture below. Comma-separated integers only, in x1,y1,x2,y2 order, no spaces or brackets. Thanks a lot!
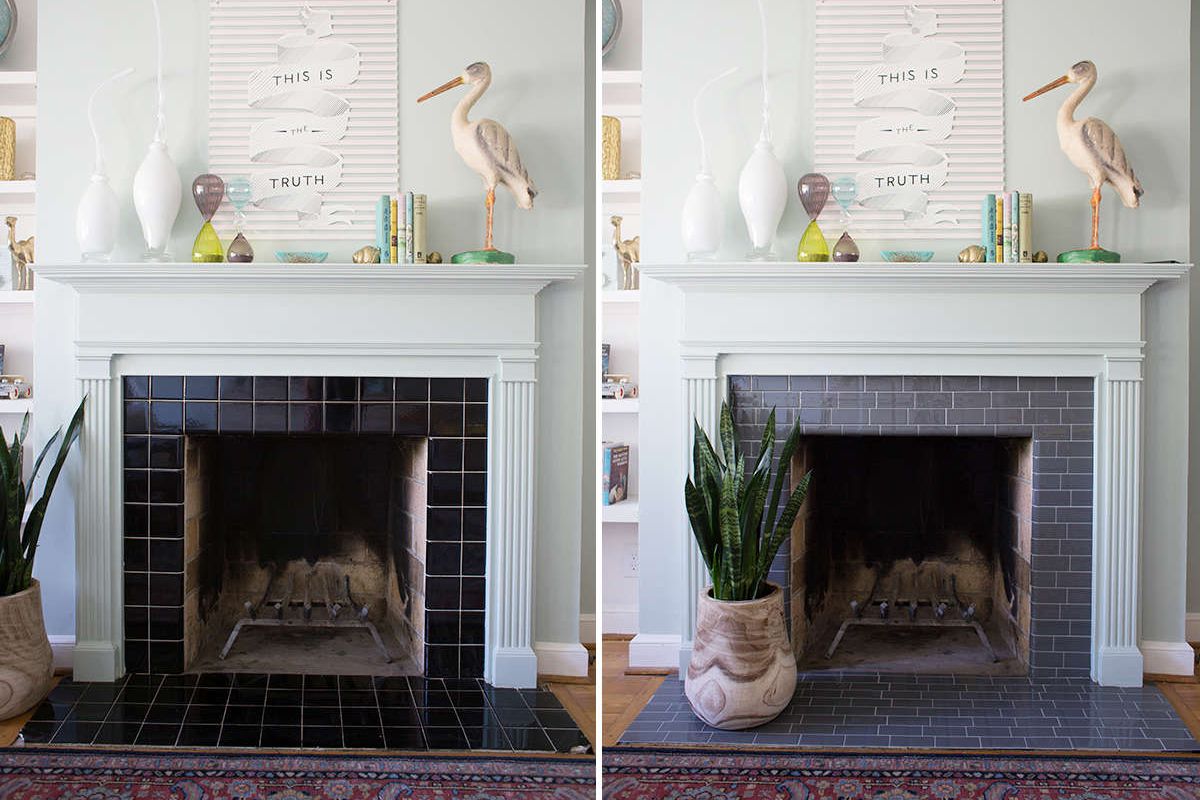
1141,640,1195,677
1186,613,1200,643
533,641,590,678
48,634,74,672
579,613,596,646
602,607,638,635
628,633,681,670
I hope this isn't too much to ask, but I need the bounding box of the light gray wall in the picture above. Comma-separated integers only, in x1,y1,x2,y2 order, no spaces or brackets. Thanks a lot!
33,1,590,653
580,0,598,627
638,0,1192,649
1190,2,1200,623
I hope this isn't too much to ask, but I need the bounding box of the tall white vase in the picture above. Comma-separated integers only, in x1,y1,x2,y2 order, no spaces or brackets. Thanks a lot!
133,140,181,262
76,175,120,263
738,136,787,261
681,172,722,261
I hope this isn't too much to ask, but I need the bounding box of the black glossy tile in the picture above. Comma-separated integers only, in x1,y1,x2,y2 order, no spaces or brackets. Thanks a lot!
196,673,234,688
425,577,460,610
427,507,462,541
254,403,288,433
124,401,149,434
118,684,159,704
254,376,288,401
148,642,183,673
427,611,459,645
460,613,485,646
463,472,487,507
506,726,555,751
124,470,149,503
395,403,428,435
183,705,226,725
461,578,485,611
125,436,150,468
303,689,341,707
263,705,302,726
343,726,386,748
426,543,461,577
151,376,184,400
462,508,486,541
123,376,150,400
94,721,143,744
384,726,427,749
289,403,321,433
464,725,512,750
428,473,462,507
302,706,341,727
460,647,485,678
144,703,186,724
304,675,337,690
428,438,463,471
219,376,253,400
259,726,302,748
534,709,577,728
184,401,218,432
430,378,465,402
380,706,422,727
325,377,358,401
185,376,219,400
464,439,487,472
324,403,357,433
395,378,429,402
148,470,183,504
125,540,148,572
288,376,322,401
360,377,394,401
464,403,487,437
338,675,375,691
429,403,464,436
177,724,222,746
124,641,149,673
339,689,378,707
360,403,393,433
148,606,182,640
220,402,253,433
50,720,102,744
269,674,304,690
234,673,269,688
228,686,266,705
424,727,469,749
462,543,486,576
266,688,303,706
148,436,183,469
302,726,343,748
220,724,261,747
424,646,459,676
148,505,183,538
149,402,183,434
136,723,181,745
465,378,487,402
340,707,381,727
125,504,149,537
148,538,181,572
223,705,264,726
153,687,193,706
148,573,183,606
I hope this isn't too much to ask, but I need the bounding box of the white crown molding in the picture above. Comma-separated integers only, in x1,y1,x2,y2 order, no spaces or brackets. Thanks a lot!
638,261,1190,294
33,262,586,295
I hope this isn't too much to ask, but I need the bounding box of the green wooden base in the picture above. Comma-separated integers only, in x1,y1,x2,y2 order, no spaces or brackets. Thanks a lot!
451,249,516,265
1057,247,1121,264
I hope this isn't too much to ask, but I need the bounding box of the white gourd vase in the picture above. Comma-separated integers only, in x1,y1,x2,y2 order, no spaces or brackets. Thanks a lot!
133,140,181,261
682,172,722,261
738,136,787,261
77,175,120,263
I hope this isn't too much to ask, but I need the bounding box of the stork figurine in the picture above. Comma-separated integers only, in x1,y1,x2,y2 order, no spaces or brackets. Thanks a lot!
418,62,537,264
1023,60,1143,263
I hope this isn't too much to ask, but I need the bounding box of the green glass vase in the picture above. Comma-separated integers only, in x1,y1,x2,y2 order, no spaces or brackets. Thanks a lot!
192,221,224,263
796,220,830,262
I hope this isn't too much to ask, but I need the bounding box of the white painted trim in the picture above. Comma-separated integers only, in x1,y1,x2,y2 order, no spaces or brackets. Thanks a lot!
48,634,75,672
534,641,590,678
1186,613,1200,642
578,613,596,644
602,607,638,635
490,647,539,689
629,633,681,670
1140,640,1195,676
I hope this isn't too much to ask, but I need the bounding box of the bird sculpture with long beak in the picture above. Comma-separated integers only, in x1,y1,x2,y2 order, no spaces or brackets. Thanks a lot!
1023,60,1142,263
418,62,536,265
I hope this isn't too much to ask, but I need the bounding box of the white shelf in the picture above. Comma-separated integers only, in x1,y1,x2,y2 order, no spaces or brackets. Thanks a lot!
603,179,642,196
0,71,35,86
601,69,642,86
602,398,639,414
602,103,642,119
0,179,35,195
0,290,33,305
602,499,639,524
602,289,640,305
0,398,32,415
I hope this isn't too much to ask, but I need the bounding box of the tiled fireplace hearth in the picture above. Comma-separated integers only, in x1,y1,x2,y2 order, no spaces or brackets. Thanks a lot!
37,262,584,689
636,261,1192,688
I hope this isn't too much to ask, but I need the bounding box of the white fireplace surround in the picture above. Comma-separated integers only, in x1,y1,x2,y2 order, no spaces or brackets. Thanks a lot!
634,261,1192,687
36,262,585,689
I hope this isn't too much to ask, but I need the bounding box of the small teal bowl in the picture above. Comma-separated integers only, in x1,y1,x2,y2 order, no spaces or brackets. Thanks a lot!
275,250,329,264
880,250,935,263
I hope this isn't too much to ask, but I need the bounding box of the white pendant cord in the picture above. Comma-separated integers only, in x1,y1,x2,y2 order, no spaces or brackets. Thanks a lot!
756,0,772,144
693,67,737,176
88,68,135,177
150,0,166,144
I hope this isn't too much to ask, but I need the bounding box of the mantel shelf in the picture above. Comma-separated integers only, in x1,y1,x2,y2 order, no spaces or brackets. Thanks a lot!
34,262,586,295
638,261,1191,294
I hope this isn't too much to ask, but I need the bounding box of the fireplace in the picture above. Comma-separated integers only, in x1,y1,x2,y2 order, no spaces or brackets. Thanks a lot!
122,375,487,679
732,375,1094,678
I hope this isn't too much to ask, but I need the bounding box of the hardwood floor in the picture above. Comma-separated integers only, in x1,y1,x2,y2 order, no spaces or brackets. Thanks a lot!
546,644,597,747
601,638,667,747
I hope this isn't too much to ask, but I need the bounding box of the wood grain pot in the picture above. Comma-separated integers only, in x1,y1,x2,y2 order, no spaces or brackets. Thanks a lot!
0,580,53,721
685,583,796,730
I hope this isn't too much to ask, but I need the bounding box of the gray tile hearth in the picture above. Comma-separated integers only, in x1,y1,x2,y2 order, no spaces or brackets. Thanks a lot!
619,674,1199,752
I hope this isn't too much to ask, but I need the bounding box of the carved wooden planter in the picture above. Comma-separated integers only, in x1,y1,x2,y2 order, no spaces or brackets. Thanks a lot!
685,582,796,730
0,580,53,721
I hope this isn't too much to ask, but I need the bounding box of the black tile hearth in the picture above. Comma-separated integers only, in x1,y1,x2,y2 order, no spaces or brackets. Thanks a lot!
19,674,590,754
122,375,489,677
621,674,1199,752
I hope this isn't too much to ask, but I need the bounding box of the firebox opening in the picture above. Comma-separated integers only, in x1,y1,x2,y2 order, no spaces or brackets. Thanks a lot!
183,435,427,676
791,435,1032,676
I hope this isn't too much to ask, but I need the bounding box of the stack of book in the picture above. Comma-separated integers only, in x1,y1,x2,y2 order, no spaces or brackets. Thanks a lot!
980,192,1034,263
376,192,429,264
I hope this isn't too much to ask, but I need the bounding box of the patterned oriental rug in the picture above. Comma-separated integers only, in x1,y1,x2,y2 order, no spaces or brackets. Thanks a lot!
0,748,595,799
602,747,1200,799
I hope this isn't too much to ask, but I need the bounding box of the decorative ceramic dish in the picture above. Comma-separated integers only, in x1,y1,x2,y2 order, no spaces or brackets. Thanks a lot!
880,250,935,263
275,251,329,264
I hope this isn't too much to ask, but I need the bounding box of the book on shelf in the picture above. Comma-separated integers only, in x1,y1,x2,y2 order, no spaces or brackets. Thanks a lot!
982,194,996,263
405,191,415,264
389,196,399,264
995,193,1004,262
602,442,630,506
376,196,390,263
1018,192,1033,262
413,193,428,264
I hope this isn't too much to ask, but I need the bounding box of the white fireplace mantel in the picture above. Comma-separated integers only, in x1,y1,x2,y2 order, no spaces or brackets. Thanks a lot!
36,262,585,688
637,260,1191,687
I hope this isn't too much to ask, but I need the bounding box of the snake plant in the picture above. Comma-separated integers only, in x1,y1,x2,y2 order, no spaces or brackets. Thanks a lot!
685,402,811,602
0,398,85,596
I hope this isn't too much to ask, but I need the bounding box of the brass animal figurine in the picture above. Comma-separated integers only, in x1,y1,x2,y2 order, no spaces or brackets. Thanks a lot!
1033,250,1049,263
353,245,380,264
958,244,985,263
611,215,640,291
6,216,33,290
428,251,444,264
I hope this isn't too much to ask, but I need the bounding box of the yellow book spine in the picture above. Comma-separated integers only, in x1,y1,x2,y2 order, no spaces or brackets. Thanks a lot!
389,197,399,264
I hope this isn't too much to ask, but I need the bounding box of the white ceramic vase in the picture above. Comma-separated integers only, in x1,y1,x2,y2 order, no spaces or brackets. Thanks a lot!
681,172,723,261
737,136,787,260
76,174,119,263
133,140,181,261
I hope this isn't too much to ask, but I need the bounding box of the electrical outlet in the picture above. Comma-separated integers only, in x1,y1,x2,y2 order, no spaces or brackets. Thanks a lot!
626,550,639,577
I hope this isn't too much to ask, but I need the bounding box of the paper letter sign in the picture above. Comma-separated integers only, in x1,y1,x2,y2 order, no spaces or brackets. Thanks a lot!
815,1,1004,239
209,1,398,241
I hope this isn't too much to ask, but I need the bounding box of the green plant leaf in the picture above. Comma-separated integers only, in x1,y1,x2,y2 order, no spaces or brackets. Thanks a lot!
718,402,735,476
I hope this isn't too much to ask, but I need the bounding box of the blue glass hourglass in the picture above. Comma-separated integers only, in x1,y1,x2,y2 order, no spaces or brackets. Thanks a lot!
225,177,254,263
830,176,859,263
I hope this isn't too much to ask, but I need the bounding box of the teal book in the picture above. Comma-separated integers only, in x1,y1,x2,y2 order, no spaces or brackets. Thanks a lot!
376,195,390,262
983,194,996,262
405,191,415,264
1010,190,1020,262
